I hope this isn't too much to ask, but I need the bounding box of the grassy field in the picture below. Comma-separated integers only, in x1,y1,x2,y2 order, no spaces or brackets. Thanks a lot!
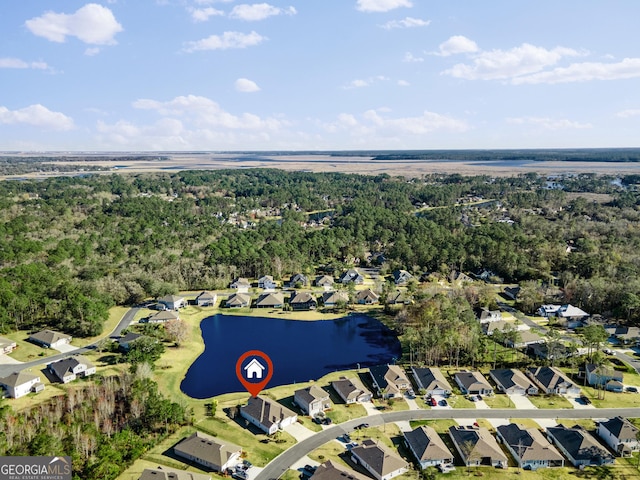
482,394,514,409
527,394,574,409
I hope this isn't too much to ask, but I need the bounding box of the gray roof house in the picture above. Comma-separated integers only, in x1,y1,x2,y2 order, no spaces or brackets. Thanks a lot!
489,369,538,395
148,310,180,323
321,291,348,307
258,275,277,289
453,371,493,396
310,461,369,480
546,425,614,467
505,330,545,348
288,273,309,287
0,371,44,398
240,396,298,435
448,426,507,469
392,270,413,286
526,366,580,395
339,269,364,285
331,377,372,404
48,355,96,384
139,467,211,480
230,278,251,292
350,439,409,480
174,431,241,472
158,294,185,310
496,424,564,470
117,332,143,352
369,365,411,399
195,291,217,307
28,329,72,349
289,292,317,311
585,364,623,392
0,336,17,355
356,289,379,305
225,293,251,308
255,292,285,308
597,417,640,456
315,275,335,288
294,385,331,416
403,425,454,469
411,367,452,396
479,308,502,323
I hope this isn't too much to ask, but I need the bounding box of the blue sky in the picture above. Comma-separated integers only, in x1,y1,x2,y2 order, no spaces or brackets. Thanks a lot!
2,1,640,151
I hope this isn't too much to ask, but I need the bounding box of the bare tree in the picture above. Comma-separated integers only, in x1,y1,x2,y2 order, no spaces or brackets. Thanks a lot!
165,318,189,346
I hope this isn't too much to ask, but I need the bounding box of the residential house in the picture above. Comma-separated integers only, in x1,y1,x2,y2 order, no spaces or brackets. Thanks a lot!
315,275,335,289
148,310,179,323
258,275,277,290
48,355,96,384
321,291,348,307
369,365,411,399
478,308,502,324
496,424,564,470
388,291,411,305
28,329,72,349
448,426,508,469
411,367,452,397
356,289,379,305
606,326,640,345
158,295,185,310
450,271,474,284
546,425,614,467
289,292,317,311
225,293,251,308
528,342,571,361
392,270,413,286
453,371,493,396
597,417,640,456
195,291,217,307
489,369,538,396
240,396,298,435
174,431,241,472
288,273,309,287
0,371,44,398
294,385,331,416
350,439,409,480
585,364,624,392
0,337,17,355
117,332,143,352
230,278,251,292
310,461,368,480
403,425,454,469
526,366,580,395
538,304,589,328
331,377,372,404
504,286,520,301
505,330,545,348
255,292,285,308
339,269,364,285
139,467,211,480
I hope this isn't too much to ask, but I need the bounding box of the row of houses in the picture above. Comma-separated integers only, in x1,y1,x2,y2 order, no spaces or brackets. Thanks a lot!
224,289,383,310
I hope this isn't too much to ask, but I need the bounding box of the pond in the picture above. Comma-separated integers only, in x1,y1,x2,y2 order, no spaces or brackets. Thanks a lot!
180,313,401,399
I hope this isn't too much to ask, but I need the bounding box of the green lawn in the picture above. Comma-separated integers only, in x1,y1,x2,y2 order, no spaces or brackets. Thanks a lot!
527,394,574,409
482,394,514,409
409,419,458,434
447,394,475,409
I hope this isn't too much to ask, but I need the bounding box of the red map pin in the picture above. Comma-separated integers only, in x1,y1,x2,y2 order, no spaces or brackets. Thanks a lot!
236,350,274,397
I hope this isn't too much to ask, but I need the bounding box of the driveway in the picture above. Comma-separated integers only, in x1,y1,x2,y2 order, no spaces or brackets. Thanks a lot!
0,354,23,366
508,394,537,409
566,395,596,409
53,343,77,354
285,423,317,442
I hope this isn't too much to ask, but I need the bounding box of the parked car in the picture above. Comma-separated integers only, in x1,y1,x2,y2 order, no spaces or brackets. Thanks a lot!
430,397,437,406
439,399,448,407
580,395,591,405
437,464,455,473
323,417,333,425
626,386,638,393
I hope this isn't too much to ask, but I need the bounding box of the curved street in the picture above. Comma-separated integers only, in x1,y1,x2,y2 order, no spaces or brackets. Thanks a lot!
256,407,640,480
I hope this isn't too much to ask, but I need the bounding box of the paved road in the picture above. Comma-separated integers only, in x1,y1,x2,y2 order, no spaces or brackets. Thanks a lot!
256,407,640,480
0,307,140,378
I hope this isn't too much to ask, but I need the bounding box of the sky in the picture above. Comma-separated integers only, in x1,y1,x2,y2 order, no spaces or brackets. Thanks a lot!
1,1,640,151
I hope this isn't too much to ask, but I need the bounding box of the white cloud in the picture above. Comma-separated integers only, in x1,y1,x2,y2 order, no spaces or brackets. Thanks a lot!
435,35,479,57
512,57,640,84
229,3,297,21
132,94,282,130
235,78,261,92
397,80,410,86
183,31,266,52
444,43,581,80
189,7,224,22
356,0,412,13
617,109,640,118
0,104,74,130
25,3,123,45
402,52,423,63
507,116,592,129
0,58,50,70
342,75,388,89
84,47,101,56
380,17,429,29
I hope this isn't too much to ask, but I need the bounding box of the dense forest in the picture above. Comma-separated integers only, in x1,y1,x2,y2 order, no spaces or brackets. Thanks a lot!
2,169,640,337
